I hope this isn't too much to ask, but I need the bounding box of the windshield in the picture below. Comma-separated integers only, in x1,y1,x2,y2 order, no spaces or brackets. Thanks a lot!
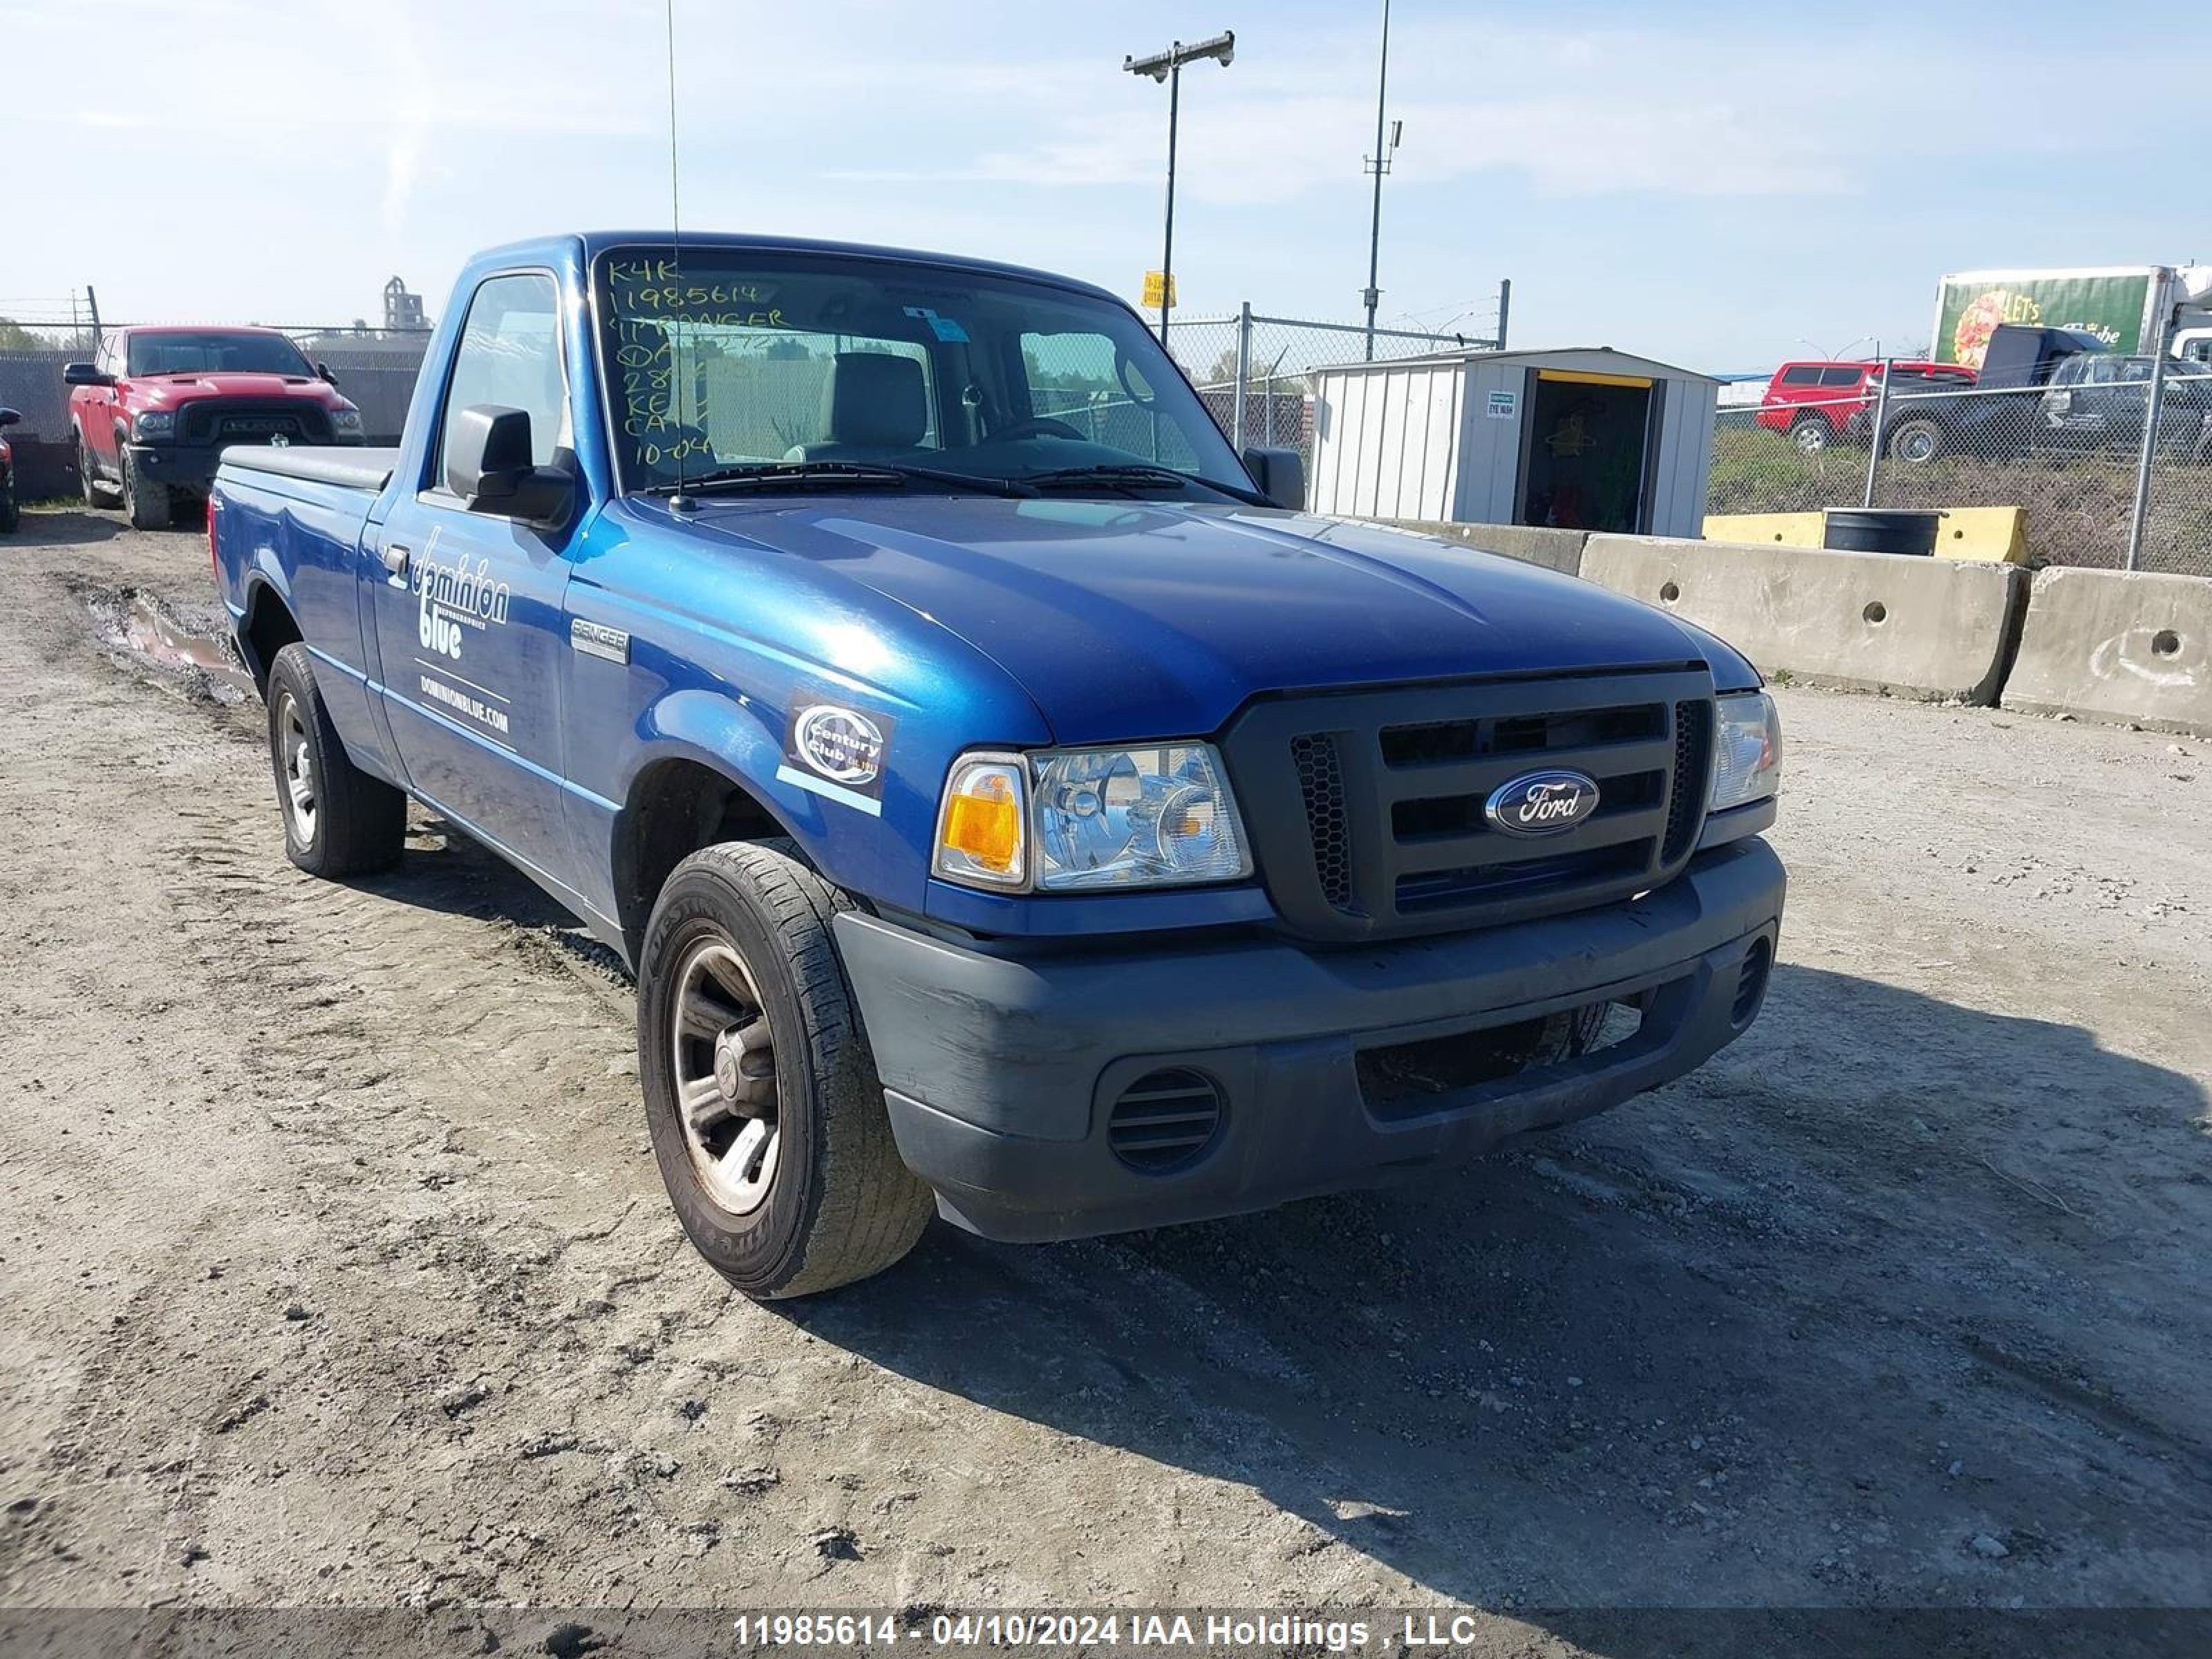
125,330,313,377
593,246,1250,497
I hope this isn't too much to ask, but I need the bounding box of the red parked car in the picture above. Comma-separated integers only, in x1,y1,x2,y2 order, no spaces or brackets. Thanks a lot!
1755,358,1975,454
0,404,21,533
65,326,364,527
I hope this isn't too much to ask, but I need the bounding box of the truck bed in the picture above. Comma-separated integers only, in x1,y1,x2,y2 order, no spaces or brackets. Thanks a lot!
217,444,398,494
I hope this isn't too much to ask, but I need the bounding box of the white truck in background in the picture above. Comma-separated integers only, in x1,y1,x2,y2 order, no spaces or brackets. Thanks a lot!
1933,265,2212,369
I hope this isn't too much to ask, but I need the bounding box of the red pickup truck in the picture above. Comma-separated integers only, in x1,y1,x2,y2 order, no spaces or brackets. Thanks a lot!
66,326,364,527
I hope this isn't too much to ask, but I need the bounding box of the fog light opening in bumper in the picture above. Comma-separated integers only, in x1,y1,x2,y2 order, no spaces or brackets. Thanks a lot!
1732,935,1774,1027
1107,1067,1227,1174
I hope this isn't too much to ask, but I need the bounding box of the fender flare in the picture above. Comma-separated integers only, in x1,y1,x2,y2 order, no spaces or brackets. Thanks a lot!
615,686,807,845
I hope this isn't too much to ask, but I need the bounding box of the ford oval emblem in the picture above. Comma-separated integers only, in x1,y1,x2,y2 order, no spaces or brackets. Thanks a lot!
1484,769,1600,838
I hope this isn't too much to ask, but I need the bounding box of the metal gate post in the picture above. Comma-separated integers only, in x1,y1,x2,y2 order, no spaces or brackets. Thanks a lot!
1232,301,1252,451
2126,335,2171,572
1862,358,1891,509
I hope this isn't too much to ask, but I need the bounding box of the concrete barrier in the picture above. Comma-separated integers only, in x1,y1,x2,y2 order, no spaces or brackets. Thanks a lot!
1702,507,2030,563
1381,519,1588,575
1580,534,2030,704
2001,567,2212,737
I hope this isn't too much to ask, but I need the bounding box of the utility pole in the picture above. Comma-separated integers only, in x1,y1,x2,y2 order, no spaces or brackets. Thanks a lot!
1125,31,1235,344
1361,0,1398,361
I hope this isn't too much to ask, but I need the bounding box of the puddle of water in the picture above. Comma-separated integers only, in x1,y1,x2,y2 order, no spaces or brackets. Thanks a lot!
98,594,258,701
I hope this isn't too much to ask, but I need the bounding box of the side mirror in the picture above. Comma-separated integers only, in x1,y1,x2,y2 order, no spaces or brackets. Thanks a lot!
446,404,572,527
64,362,115,388
1242,445,1305,511
316,362,339,386
0,408,19,429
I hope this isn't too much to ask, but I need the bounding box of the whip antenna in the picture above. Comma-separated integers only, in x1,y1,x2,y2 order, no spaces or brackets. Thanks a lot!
664,0,695,510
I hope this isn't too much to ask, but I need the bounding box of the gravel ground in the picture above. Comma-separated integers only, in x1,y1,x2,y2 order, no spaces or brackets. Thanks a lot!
2,512,2209,1642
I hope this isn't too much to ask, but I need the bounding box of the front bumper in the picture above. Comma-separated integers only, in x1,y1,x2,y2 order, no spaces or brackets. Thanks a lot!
129,433,360,491
835,838,1785,1242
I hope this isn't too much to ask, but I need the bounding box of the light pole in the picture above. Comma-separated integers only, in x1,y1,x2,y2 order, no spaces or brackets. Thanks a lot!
1125,30,1235,344
1362,0,1398,361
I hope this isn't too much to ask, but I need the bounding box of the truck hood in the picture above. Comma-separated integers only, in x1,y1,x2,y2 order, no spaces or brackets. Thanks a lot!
129,373,345,409
693,497,1737,744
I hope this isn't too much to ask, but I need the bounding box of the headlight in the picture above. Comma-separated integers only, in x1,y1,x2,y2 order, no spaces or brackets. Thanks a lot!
934,742,1251,893
1710,691,1781,812
133,411,175,440
331,406,364,435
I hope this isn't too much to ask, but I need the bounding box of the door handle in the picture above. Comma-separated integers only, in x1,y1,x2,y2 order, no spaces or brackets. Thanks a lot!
381,543,410,578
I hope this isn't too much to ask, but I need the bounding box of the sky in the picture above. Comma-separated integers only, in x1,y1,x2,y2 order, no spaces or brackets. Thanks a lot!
1,0,2197,373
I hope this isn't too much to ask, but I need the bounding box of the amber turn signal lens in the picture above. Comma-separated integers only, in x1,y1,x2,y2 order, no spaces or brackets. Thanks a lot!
944,781,1020,872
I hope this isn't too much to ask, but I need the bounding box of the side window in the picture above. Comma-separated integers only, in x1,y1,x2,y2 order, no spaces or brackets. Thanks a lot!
436,272,568,485
1779,366,1822,386
2081,357,2118,386
1819,366,1863,388
2049,358,2086,387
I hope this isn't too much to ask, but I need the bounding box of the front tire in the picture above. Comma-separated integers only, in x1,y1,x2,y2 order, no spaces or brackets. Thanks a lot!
121,449,171,529
1788,415,1831,456
265,643,406,877
77,434,113,506
637,841,932,1299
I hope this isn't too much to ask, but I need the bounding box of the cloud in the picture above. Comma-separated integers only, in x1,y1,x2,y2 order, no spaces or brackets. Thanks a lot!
835,91,1852,203
381,3,432,235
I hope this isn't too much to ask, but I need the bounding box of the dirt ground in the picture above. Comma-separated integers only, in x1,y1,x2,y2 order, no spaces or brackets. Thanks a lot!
2,511,2209,1642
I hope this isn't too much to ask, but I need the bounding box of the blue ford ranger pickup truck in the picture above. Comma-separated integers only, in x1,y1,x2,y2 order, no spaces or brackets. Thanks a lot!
210,232,1784,1297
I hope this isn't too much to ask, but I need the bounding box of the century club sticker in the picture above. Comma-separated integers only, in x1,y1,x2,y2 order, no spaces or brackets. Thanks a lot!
776,697,895,816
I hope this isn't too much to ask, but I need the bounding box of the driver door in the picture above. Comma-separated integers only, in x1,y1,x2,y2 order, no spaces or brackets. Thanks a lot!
365,270,580,883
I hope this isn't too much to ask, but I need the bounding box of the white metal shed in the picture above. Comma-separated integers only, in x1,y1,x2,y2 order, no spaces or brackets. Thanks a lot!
1307,346,1718,538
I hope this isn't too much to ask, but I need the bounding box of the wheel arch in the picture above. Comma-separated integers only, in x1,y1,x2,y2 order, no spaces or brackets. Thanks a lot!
238,575,303,695
611,752,807,967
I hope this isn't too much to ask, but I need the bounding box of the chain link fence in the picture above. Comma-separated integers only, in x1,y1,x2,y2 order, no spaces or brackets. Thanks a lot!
1709,362,2212,576
1163,303,1505,476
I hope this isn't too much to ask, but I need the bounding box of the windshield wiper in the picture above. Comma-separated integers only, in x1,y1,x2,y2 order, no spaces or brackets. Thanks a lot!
1023,463,1268,506
643,460,1036,499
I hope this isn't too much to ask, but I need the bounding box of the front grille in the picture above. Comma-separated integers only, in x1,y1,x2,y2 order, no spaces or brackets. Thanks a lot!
1662,698,1713,864
1106,1069,1226,1173
1290,733,1353,910
1225,670,1716,942
178,402,330,446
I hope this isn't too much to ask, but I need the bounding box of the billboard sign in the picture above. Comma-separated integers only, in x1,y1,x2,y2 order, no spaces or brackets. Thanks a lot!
1935,270,2158,367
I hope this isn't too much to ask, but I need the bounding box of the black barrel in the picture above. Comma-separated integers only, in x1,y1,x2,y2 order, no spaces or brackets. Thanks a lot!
1823,508,1942,556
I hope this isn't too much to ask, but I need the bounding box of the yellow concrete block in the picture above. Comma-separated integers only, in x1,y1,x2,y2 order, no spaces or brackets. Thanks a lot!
1702,512,1823,547
1927,506,2030,564
1703,507,2031,563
